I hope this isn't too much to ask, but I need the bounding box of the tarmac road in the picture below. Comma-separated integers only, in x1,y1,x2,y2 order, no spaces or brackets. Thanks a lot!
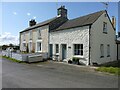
2,58,118,88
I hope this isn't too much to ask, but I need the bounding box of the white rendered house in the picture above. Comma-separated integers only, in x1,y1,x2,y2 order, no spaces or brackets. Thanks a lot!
20,6,117,65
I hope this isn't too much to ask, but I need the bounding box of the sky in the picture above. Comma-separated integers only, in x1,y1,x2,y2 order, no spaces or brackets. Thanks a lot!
0,2,119,45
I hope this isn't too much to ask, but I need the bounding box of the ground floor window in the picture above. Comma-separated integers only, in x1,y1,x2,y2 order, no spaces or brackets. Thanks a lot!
74,44,83,55
37,42,42,52
55,44,59,53
100,44,104,58
22,43,26,51
29,42,32,52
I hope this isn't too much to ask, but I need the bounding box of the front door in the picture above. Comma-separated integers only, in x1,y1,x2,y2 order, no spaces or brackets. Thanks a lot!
62,44,67,60
49,44,53,59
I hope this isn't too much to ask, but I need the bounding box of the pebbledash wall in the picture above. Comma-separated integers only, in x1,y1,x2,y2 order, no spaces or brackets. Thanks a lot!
90,12,117,65
50,26,90,65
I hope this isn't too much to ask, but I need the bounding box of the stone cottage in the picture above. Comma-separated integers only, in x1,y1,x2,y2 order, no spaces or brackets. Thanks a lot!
20,6,117,65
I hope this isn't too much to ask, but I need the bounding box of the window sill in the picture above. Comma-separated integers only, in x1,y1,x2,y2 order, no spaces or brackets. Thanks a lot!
36,51,42,53
73,55,84,58
55,53,59,55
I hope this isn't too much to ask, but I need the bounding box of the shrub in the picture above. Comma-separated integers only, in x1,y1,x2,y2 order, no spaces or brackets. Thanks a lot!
72,57,80,65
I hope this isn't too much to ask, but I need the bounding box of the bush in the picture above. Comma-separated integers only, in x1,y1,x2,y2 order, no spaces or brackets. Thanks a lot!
68,60,72,64
72,57,80,65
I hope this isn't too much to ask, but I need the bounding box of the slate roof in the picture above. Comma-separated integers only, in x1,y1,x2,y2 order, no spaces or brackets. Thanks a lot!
55,10,106,31
20,17,58,33
20,10,106,33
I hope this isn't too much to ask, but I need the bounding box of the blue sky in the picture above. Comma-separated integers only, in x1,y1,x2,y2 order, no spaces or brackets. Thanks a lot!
0,2,119,45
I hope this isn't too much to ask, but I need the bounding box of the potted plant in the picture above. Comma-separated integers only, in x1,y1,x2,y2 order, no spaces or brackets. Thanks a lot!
72,57,80,65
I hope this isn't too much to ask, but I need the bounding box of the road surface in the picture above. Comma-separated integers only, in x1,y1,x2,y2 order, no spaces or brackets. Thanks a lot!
2,58,118,88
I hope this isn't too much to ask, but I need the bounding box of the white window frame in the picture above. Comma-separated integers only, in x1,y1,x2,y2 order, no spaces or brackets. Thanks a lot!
100,44,104,58
23,32,26,41
55,44,59,53
22,42,26,51
29,30,32,40
107,44,110,57
36,40,42,52
74,44,83,56
29,41,32,52
103,22,107,33
38,29,41,39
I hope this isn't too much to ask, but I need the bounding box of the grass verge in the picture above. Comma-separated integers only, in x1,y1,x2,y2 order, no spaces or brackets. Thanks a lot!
96,67,120,75
1,55,22,63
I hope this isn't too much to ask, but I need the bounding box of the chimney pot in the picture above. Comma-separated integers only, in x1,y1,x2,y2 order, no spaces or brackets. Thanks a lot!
29,19,36,27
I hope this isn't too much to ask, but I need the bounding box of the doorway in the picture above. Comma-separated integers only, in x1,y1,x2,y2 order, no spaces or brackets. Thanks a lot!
49,44,53,59
62,44,67,60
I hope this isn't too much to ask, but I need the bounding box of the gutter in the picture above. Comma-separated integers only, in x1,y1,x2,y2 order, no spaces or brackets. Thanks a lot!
89,25,91,65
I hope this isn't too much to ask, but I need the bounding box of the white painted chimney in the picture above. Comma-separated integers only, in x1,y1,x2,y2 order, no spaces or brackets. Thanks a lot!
111,16,116,29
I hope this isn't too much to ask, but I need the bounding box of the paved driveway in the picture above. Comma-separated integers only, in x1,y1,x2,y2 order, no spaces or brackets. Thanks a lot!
2,58,118,88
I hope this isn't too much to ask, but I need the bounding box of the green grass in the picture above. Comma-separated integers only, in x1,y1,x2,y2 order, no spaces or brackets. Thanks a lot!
96,67,120,75
1,55,22,63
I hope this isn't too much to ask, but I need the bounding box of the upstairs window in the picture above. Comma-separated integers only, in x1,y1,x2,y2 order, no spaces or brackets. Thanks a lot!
100,44,104,58
74,44,83,56
38,30,41,39
29,31,32,40
23,32,25,41
103,22,107,33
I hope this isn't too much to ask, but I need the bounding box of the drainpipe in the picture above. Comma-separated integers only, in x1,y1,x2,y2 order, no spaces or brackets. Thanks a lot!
117,43,118,60
88,25,91,65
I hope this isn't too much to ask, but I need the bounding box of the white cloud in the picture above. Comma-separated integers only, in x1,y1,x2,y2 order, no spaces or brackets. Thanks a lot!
13,12,17,15
27,13,31,16
0,32,19,45
33,16,36,19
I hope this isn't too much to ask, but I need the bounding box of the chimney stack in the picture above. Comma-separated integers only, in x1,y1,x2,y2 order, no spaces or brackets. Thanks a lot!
111,16,116,29
29,19,36,27
57,5,67,18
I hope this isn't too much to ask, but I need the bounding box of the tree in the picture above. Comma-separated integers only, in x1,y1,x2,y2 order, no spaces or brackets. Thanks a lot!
9,43,14,47
2,45,9,50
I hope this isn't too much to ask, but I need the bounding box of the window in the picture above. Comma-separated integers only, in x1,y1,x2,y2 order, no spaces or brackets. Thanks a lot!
100,44,104,58
74,44,83,55
37,42,41,52
107,44,110,57
23,43,26,51
29,42,32,52
23,32,25,41
55,44,59,53
29,31,32,40
103,22,107,33
38,30,41,39
23,43,26,47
